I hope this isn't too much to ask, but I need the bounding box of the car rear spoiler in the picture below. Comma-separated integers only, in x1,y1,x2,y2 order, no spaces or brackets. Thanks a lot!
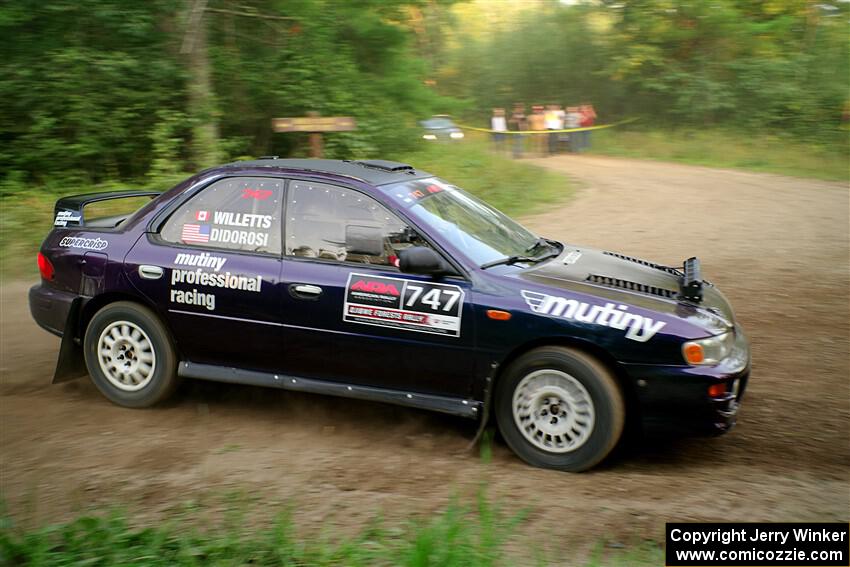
53,190,161,227
679,256,703,302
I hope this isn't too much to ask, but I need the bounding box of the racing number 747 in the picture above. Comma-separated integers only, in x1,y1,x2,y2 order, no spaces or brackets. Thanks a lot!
405,284,462,313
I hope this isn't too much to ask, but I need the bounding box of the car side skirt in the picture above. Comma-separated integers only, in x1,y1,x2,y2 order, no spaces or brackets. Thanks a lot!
178,361,483,419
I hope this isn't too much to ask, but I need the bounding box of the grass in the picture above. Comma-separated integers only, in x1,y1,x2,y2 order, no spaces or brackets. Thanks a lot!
0,176,185,281
588,127,849,182
3,129,845,280
0,145,571,280
392,139,572,217
0,490,664,566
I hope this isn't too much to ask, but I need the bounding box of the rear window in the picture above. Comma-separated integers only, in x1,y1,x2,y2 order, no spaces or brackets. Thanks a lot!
160,177,283,255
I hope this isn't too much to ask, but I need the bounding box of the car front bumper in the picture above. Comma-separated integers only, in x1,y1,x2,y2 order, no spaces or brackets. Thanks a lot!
623,325,750,435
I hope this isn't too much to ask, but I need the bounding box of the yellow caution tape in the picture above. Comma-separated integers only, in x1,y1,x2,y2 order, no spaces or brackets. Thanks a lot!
456,117,639,135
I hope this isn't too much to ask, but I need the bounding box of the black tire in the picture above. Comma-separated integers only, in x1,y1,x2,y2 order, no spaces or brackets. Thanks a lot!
494,346,625,472
83,301,179,408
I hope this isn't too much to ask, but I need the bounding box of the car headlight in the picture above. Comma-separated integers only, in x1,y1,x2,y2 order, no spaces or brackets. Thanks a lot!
449,131,464,139
682,331,734,365
422,134,437,140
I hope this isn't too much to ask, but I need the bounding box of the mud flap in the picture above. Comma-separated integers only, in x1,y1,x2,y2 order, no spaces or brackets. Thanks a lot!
466,361,498,451
52,298,88,383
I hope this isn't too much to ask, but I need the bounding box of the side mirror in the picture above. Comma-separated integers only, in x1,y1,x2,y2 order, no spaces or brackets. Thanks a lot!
398,246,450,276
345,225,383,256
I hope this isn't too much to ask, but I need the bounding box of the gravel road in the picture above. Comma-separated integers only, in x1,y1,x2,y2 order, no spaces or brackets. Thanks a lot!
2,155,847,556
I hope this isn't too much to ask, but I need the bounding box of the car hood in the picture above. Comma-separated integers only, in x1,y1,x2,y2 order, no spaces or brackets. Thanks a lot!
516,244,735,335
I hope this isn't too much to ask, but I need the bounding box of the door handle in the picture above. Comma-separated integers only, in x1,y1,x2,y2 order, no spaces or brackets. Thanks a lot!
289,283,323,299
139,265,164,280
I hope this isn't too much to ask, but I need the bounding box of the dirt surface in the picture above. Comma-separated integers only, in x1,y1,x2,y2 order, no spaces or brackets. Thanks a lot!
2,155,848,554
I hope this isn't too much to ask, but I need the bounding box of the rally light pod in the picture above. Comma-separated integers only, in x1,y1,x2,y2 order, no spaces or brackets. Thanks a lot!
680,257,703,302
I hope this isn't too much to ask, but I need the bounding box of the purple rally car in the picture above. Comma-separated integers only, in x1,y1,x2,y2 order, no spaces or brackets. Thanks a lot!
29,158,750,471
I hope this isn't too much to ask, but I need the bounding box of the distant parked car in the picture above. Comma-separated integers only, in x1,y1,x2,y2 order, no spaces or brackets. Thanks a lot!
420,115,464,141
30,158,749,472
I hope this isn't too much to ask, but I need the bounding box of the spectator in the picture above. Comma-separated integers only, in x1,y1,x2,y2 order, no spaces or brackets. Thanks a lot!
528,105,546,156
555,105,567,151
565,106,581,152
579,103,597,152
491,108,507,152
509,103,528,158
544,104,563,155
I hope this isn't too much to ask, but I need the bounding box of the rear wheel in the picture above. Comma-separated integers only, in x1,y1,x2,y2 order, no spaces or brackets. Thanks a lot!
495,346,625,472
83,301,179,408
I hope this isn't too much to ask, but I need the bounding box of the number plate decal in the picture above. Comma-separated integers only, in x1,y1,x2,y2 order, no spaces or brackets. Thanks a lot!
343,273,464,337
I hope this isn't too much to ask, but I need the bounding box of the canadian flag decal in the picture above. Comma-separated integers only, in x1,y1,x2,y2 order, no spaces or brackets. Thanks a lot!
195,210,209,222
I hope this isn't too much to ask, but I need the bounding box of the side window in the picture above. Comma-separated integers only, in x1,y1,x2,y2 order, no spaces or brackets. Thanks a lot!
161,177,283,255
285,181,427,266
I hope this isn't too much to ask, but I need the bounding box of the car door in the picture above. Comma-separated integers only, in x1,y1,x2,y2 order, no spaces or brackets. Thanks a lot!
279,179,477,398
125,176,284,372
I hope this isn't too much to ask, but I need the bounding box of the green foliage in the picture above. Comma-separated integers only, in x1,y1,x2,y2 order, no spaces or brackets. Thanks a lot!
0,142,571,279
0,491,664,566
0,176,184,279
149,110,191,182
0,1,185,183
1,0,845,186
439,4,614,116
0,0,452,184
439,0,849,143
393,139,572,217
0,491,527,566
589,127,849,181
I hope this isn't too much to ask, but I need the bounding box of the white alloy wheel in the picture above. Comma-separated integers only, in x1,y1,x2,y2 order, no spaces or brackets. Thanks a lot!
512,369,596,453
97,320,157,392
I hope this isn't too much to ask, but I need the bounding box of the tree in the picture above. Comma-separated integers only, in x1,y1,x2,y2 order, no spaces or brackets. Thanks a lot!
182,0,220,168
435,0,849,138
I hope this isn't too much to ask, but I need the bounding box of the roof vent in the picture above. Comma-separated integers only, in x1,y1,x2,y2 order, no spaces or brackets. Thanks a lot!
585,274,678,299
355,160,415,173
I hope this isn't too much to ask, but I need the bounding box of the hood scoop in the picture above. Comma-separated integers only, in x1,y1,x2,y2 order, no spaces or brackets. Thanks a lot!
602,251,682,276
585,274,678,299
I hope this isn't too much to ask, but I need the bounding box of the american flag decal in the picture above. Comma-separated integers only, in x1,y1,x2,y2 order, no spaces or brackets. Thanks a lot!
181,223,210,243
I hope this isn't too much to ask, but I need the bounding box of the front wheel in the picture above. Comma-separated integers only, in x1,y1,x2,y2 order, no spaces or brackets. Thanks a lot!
83,301,179,408
495,346,625,472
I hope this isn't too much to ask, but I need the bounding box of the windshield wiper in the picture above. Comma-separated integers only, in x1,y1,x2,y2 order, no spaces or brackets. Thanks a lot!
526,236,565,255
480,249,560,270
525,237,551,254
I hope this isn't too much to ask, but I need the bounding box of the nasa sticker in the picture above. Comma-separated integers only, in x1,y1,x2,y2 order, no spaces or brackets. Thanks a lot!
343,273,464,337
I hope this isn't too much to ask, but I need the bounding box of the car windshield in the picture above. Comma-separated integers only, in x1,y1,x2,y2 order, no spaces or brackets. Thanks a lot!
380,177,543,265
422,118,454,129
